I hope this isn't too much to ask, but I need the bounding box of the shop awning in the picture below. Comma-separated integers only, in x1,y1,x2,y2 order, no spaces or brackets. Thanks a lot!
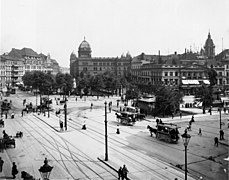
182,80,199,85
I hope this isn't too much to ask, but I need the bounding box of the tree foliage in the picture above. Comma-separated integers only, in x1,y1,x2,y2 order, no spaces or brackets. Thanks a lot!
22,71,54,93
154,85,182,116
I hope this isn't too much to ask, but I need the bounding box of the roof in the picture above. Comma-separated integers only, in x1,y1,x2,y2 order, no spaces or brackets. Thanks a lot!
78,40,91,51
8,48,39,58
138,97,156,103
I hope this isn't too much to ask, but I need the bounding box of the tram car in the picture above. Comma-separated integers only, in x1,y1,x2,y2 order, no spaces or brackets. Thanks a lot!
116,111,136,126
148,123,180,143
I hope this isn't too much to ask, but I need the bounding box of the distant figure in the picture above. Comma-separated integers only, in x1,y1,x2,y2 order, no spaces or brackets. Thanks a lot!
219,130,224,140
11,112,15,119
12,162,18,179
214,137,219,147
116,125,120,134
59,119,63,131
90,103,93,110
118,166,123,180
82,121,86,130
198,128,202,136
122,164,129,180
209,107,212,115
191,115,195,122
179,111,182,119
171,113,174,119
0,157,4,172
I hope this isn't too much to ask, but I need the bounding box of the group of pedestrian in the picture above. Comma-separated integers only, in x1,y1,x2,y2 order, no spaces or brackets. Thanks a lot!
118,164,129,180
0,157,18,179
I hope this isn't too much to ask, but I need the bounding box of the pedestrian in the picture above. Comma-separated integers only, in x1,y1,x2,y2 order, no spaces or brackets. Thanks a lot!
191,115,195,122
11,112,15,119
180,111,182,119
219,129,224,140
116,125,120,134
5,113,7,119
118,166,123,180
12,162,18,179
122,164,128,180
214,137,218,147
82,121,86,130
224,107,226,113
198,128,202,136
90,103,93,110
59,118,63,131
209,107,212,115
171,113,174,119
0,157,4,172
75,97,77,101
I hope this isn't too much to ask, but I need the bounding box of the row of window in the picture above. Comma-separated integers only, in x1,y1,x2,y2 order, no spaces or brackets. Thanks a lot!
81,67,126,71
81,62,124,66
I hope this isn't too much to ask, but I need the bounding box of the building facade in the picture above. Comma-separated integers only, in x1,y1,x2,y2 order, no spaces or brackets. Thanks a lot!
70,39,132,78
0,48,60,90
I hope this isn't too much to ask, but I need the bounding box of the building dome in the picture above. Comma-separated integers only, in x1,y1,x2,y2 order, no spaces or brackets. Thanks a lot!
78,39,91,51
78,38,92,58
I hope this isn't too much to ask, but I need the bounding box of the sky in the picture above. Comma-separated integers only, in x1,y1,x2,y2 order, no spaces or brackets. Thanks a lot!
1,0,229,67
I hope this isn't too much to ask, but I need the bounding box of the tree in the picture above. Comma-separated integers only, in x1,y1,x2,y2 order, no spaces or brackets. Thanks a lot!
154,85,182,116
55,73,73,95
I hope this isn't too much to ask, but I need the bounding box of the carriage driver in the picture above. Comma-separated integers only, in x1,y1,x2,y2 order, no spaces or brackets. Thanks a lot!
3,130,9,139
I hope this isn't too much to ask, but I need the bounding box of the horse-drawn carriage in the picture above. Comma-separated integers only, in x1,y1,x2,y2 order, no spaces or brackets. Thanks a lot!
147,123,180,143
0,136,16,150
116,112,136,126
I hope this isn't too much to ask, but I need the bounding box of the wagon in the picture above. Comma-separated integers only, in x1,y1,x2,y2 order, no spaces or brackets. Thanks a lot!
3,137,16,148
156,123,180,143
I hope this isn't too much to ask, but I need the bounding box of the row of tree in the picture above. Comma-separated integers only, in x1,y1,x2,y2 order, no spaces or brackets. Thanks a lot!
22,71,132,96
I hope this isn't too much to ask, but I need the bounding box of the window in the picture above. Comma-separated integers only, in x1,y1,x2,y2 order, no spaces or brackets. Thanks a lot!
170,72,173,76
175,72,178,76
165,72,168,76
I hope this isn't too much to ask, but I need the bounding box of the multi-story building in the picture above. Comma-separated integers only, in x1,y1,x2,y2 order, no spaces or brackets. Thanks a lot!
8,48,54,74
0,53,24,87
0,48,60,91
70,38,132,78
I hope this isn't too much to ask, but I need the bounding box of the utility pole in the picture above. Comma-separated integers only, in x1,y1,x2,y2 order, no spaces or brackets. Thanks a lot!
104,101,108,161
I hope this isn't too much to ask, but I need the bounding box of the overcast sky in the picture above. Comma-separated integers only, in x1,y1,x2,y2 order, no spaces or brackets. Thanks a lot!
1,0,229,67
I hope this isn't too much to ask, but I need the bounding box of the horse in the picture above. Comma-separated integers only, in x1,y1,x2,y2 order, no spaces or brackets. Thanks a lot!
147,125,157,137
115,112,122,121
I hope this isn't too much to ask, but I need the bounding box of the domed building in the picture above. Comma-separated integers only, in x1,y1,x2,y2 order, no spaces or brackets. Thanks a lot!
204,32,215,59
78,38,92,58
70,38,132,78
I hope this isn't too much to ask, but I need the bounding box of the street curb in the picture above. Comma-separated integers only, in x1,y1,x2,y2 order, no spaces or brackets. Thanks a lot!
33,114,60,133
97,157,131,180
97,157,118,173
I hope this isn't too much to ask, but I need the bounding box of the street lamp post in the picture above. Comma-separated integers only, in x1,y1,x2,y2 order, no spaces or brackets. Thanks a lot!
104,101,108,161
181,131,191,180
48,88,50,118
219,107,222,130
38,159,53,180
63,85,67,131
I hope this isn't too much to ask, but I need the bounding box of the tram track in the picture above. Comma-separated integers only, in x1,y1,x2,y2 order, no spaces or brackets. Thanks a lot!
60,111,190,179
15,115,118,179
65,108,227,179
